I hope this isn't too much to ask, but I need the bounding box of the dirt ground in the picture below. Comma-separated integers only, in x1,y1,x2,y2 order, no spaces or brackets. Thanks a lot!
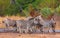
0,33,60,38
0,16,60,38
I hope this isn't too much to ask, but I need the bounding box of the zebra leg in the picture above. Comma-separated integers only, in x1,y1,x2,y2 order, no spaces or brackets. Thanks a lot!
17,26,23,34
19,28,22,34
27,27,33,34
52,27,55,32
6,24,10,30
17,27,19,32
40,26,43,33
51,24,55,33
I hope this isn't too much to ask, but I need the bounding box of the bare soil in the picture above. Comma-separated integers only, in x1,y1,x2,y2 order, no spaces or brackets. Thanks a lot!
0,33,60,38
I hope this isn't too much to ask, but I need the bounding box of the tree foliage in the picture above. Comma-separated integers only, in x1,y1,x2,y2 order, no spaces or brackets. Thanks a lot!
0,0,60,16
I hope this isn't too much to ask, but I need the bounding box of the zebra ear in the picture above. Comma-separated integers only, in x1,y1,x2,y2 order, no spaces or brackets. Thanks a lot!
39,15,43,18
54,22,56,24
2,21,4,23
52,17,55,20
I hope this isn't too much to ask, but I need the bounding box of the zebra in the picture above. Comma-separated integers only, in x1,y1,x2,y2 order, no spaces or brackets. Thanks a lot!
48,18,56,32
16,19,35,34
24,16,43,33
2,18,17,31
16,17,43,34
34,15,56,33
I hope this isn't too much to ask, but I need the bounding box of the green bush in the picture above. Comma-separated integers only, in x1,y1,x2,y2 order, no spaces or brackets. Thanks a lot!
40,7,52,18
0,0,59,16
55,5,60,16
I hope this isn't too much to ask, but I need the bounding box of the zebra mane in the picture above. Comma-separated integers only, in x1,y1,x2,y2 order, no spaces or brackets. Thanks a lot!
28,18,34,20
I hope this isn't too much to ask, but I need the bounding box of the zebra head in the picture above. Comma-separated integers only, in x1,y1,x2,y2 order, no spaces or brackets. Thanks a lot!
33,15,44,25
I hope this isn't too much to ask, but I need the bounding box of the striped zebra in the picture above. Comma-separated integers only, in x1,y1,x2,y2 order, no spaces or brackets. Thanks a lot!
34,15,56,33
16,19,35,34
2,18,17,30
16,16,44,34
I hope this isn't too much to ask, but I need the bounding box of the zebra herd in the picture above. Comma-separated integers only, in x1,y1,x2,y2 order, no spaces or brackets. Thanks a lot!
2,15,56,34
